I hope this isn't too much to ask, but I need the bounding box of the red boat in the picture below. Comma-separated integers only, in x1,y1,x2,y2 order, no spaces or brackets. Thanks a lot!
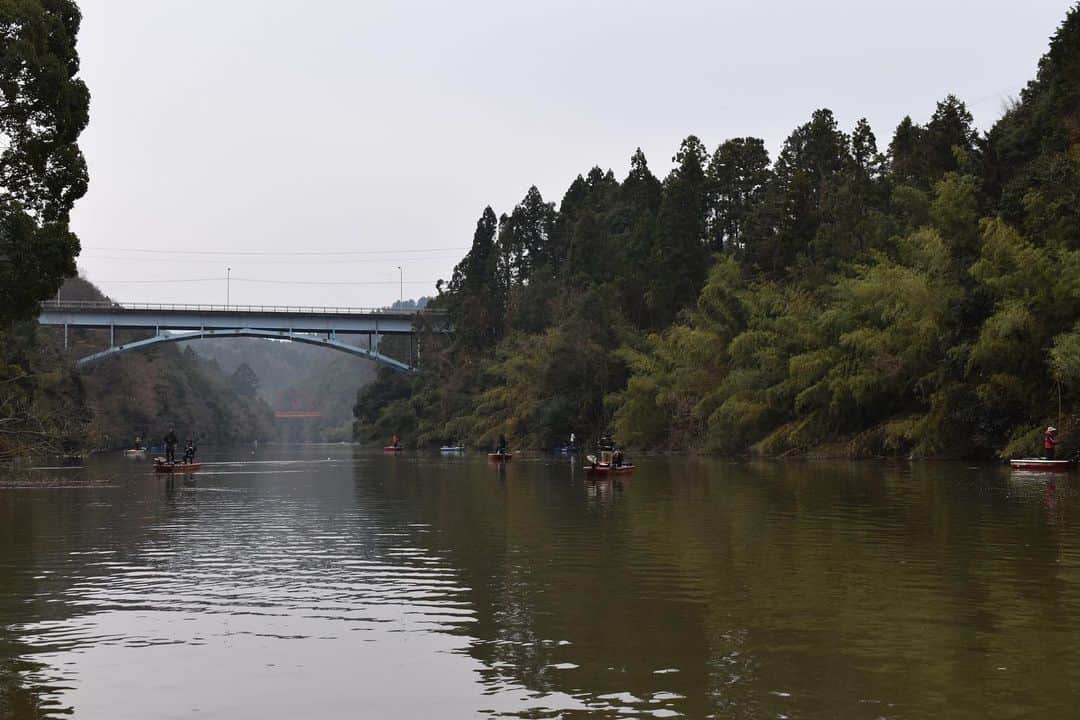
584,462,634,477
488,452,512,463
383,446,403,453
584,447,634,477
154,460,201,473
1009,458,1077,471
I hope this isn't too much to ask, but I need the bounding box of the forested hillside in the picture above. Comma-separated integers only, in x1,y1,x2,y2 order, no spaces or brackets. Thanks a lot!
0,276,274,460
355,6,1080,459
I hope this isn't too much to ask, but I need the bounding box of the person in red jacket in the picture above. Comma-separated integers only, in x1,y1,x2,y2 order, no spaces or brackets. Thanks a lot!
1044,426,1058,460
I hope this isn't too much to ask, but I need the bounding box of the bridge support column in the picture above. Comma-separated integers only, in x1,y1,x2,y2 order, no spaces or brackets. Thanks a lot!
110,323,114,348
64,324,68,350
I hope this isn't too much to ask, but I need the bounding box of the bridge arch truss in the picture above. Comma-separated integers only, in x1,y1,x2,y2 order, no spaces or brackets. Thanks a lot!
75,328,415,373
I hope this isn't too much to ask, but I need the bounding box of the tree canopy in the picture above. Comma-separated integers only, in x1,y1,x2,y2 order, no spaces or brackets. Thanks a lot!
0,0,88,322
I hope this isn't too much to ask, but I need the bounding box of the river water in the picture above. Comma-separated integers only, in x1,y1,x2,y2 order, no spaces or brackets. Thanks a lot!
1,446,1079,719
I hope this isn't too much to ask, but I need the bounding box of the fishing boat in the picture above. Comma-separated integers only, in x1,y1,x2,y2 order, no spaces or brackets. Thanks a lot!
154,459,201,473
1009,458,1077,471
440,445,465,453
488,451,512,463
383,445,404,453
585,443,634,477
584,459,635,477
123,448,147,457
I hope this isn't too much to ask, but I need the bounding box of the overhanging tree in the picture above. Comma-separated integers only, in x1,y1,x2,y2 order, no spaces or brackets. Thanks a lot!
0,0,89,322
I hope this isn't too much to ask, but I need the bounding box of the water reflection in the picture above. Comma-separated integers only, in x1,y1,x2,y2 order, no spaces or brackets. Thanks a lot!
2,450,1080,718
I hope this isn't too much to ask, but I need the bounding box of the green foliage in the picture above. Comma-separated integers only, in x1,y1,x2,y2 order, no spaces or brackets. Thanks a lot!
0,201,78,320
1050,322,1080,388
929,173,980,265
889,96,977,187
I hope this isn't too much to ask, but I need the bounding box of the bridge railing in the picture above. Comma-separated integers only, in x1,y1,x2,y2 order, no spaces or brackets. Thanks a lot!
40,300,445,316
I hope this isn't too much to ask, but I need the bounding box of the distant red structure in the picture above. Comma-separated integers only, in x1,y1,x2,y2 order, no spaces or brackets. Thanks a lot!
274,411,322,419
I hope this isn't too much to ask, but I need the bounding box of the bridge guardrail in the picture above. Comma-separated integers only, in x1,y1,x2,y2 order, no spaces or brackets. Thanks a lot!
40,300,445,316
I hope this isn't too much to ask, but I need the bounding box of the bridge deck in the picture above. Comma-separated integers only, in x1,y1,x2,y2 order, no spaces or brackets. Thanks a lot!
39,300,444,335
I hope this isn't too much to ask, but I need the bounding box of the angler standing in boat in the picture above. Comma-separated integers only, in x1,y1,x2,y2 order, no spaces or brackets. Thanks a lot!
497,433,508,454
183,439,196,464
163,427,179,464
1044,426,1058,460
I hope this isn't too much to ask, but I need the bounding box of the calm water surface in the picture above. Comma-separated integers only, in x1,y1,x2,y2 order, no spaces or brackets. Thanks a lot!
2,447,1079,718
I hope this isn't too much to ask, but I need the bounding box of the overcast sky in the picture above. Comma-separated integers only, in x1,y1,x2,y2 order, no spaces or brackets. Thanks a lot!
69,0,1075,308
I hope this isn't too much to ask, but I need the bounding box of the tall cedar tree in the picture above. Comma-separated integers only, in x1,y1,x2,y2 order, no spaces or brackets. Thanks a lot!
647,135,709,326
705,137,772,255
754,109,850,274
0,0,88,321
445,207,502,350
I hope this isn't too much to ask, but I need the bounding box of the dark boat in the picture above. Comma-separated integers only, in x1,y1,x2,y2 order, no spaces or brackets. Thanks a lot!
154,460,201,473
488,451,512,463
383,446,403,453
1009,458,1077,471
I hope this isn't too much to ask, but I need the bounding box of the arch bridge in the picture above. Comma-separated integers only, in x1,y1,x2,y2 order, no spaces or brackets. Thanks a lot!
37,301,447,373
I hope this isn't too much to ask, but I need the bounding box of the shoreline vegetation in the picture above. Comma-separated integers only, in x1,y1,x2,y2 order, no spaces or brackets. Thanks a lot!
0,276,276,464
354,7,1080,461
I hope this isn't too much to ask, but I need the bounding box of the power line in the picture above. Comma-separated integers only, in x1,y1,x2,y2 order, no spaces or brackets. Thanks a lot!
87,278,222,284
80,253,464,266
83,246,468,257
91,277,439,286
232,278,438,286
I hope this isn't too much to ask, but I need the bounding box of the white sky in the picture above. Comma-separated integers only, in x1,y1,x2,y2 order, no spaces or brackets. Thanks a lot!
69,0,1075,308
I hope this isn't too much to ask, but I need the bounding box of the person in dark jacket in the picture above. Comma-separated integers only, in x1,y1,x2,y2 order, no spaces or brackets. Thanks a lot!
497,434,507,453
182,439,196,463
1044,426,1058,460
163,428,178,463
